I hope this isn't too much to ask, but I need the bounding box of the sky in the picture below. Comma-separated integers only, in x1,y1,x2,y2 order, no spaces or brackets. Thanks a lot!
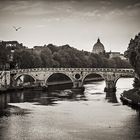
0,0,140,53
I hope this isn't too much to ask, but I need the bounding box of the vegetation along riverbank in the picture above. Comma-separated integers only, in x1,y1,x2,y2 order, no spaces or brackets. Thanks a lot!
121,33,140,108
120,89,140,107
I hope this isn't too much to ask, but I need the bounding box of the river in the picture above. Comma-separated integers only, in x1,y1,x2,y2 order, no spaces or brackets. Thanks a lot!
0,78,140,140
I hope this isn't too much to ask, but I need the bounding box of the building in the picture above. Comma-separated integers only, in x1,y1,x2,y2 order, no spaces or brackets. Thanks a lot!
92,38,105,54
108,52,126,60
92,38,126,60
0,40,25,49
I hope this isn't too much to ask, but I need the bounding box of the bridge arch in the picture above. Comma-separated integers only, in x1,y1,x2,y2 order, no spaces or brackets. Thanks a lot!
13,74,36,86
82,72,105,84
45,72,74,87
113,73,134,86
115,76,134,93
14,74,36,82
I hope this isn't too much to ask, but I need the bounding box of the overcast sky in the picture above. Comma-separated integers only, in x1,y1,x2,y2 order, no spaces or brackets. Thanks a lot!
0,0,140,53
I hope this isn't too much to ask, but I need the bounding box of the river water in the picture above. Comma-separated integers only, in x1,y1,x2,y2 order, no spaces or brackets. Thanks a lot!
1,78,140,140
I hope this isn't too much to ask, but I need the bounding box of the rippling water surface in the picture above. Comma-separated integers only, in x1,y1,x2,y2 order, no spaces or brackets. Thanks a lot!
1,78,140,140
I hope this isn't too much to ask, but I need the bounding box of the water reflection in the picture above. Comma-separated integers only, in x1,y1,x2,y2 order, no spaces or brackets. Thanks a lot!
0,78,135,110
9,89,87,106
105,92,118,103
1,78,139,140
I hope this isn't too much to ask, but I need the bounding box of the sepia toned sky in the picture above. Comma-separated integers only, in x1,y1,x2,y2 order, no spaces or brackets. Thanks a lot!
0,0,140,53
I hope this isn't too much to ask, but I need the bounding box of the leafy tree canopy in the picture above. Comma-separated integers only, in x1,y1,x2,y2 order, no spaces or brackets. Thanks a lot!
0,42,131,69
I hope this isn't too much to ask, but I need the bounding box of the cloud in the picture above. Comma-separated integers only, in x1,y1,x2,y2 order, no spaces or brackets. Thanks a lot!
35,24,47,28
100,0,112,5
134,2,140,7
0,0,32,12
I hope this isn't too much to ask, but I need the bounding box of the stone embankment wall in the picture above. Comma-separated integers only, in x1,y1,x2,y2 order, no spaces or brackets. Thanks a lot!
0,71,10,89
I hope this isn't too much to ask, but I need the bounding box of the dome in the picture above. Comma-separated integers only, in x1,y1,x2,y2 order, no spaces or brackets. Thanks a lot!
92,38,105,54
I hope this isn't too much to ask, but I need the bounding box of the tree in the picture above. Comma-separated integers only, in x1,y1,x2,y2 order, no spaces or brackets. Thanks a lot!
126,33,140,87
13,50,35,68
40,47,53,67
0,43,11,69
126,33,140,75
2,41,132,69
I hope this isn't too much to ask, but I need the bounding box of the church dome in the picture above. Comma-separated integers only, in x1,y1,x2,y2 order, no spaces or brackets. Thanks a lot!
92,38,105,54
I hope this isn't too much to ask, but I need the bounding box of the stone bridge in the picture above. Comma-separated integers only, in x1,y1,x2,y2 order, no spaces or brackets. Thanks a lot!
10,68,134,92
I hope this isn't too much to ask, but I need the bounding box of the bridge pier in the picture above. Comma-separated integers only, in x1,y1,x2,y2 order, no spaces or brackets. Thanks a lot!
73,80,83,88
35,80,48,91
104,80,116,92
72,80,85,92
105,91,118,103
10,74,17,87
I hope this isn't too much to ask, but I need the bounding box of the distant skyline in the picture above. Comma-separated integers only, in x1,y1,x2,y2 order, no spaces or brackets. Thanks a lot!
0,0,140,53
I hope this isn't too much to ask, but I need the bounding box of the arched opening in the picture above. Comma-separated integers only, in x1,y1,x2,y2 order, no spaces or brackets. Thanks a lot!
83,73,105,96
116,76,134,101
83,73,104,84
15,74,35,87
46,73,73,90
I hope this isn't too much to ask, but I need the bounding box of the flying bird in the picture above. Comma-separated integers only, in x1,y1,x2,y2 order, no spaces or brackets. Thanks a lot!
13,26,22,31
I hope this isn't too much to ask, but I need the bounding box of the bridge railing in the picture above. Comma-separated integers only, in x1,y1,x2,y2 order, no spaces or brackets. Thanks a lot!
10,68,134,74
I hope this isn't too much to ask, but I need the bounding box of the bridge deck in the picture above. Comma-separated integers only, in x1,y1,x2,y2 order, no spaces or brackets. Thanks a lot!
10,68,134,74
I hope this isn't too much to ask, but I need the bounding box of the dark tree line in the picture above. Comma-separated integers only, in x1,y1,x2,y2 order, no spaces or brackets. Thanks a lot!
0,42,131,70
125,33,140,88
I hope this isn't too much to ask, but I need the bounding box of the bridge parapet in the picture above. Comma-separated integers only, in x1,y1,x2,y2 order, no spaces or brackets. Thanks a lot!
10,68,134,74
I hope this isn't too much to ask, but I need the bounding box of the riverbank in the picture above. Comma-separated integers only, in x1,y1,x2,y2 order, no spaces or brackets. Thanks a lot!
120,88,140,107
